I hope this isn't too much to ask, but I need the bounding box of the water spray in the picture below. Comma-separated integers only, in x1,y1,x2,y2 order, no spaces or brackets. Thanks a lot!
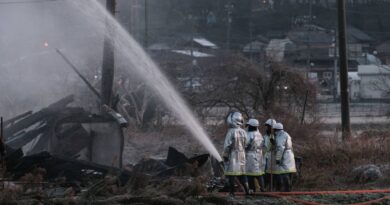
68,0,223,162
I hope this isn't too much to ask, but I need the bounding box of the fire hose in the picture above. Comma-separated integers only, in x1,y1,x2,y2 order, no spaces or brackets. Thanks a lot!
220,189,390,205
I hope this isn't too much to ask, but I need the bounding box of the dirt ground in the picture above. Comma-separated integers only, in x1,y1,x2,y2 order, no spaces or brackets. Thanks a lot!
120,126,390,205
2,126,390,204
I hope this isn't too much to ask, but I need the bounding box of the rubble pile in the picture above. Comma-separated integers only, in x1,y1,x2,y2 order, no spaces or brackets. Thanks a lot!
0,137,212,205
0,92,224,204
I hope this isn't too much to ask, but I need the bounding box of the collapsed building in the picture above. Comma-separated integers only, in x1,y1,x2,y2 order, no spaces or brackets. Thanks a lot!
3,95,126,168
0,94,212,193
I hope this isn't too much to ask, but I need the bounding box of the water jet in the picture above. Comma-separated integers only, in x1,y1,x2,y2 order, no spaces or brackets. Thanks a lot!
69,0,222,162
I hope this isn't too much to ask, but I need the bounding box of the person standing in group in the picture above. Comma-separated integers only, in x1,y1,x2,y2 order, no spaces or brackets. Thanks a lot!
272,122,296,192
245,118,265,193
262,118,276,191
222,112,250,196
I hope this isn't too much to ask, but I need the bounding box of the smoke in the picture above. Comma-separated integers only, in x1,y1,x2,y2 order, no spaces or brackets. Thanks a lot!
68,0,222,161
0,0,222,161
0,0,104,118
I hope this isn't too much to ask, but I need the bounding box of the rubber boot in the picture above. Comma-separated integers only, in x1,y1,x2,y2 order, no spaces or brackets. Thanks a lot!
228,176,235,197
282,174,292,192
243,182,250,195
258,176,266,192
247,176,255,192
274,174,281,192
278,174,288,192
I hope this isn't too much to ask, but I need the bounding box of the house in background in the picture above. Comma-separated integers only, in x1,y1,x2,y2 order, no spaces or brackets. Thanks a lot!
265,38,296,63
288,25,373,96
336,72,361,101
358,65,390,100
336,65,390,101
147,34,217,63
375,41,390,65
146,35,218,92
288,25,336,95
346,26,374,64
242,35,270,62
328,26,373,64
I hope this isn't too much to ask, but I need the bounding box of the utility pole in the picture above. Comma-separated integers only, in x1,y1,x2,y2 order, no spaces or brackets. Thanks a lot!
309,0,313,23
144,0,149,48
305,0,313,78
249,22,253,62
332,29,338,101
249,0,253,62
102,0,116,107
337,0,351,141
102,0,125,169
225,3,234,51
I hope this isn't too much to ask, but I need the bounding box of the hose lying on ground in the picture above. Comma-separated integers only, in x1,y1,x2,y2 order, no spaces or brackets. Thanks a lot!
218,189,390,205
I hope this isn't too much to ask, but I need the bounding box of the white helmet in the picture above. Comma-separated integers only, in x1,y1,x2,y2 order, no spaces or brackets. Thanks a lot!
246,119,259,127
272,122,283,130
226,112,243,127
265,119,276,127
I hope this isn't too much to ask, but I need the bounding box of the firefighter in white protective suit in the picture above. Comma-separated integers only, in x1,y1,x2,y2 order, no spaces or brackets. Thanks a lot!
272,122,296,192
245,118,265,193
222,112,250,196
262,118,276,191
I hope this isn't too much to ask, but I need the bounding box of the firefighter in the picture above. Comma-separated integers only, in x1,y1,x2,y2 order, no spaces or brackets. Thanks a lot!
263,118,276,191
222,112,250,196
245,118,265,193
272,122,296,192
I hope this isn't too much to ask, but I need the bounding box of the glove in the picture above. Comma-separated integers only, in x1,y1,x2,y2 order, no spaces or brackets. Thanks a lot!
223,156,229,162
276,160,281,165
270,138,275,145
222,152,229,162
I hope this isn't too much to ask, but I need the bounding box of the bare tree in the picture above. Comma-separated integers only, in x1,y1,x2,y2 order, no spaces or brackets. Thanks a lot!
172,54,317,119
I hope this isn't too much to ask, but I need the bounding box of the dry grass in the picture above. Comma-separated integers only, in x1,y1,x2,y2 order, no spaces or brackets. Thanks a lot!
252,108,390,190
126,114,390,192
294,130,390,190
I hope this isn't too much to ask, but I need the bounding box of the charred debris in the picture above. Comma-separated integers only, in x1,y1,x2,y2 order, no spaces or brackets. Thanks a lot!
0,50,213,201
0,96,212,198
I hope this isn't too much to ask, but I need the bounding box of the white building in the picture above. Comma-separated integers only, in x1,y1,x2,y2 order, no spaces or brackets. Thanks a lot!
358,65,390,99
337,72,361,101
337,65,390,100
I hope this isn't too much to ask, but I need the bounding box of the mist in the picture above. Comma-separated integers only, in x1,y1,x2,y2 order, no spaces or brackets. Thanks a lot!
0,0,105,118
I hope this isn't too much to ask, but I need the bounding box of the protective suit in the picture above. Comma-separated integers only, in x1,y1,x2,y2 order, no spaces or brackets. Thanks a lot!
273,124,296,174
222,112,249,195
223,113,247,176
245,119,264,176
245,119,265,192
263,134,274,173
272,123,296,192
263,119,276,174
